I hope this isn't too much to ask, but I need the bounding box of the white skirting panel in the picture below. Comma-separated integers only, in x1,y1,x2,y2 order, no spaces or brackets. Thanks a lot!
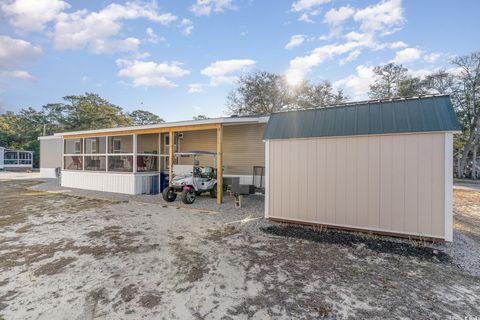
62,171,137,194
40,168,58,178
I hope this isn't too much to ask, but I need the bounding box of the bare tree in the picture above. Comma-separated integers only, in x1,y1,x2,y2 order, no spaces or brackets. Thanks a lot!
227,71,347,115
294,81,347,109
369,63,410,99
452,52,480,178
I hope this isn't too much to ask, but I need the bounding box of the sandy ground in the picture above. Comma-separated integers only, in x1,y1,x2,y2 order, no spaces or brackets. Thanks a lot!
0,179,479,319
0,171,40,180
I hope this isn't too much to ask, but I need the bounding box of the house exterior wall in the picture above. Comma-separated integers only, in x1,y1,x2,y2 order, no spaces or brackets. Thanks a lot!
39,137,63,178
266,132,452,241
179,123,266,176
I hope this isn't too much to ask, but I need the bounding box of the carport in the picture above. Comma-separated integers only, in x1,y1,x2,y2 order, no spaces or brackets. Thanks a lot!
263,95,461,241
56,116,268,202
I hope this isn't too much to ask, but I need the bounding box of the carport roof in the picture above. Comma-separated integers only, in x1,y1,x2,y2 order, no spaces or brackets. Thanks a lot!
263,95,461,140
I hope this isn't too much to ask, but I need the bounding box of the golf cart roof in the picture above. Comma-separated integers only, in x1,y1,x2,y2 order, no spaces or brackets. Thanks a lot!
174,151,216,156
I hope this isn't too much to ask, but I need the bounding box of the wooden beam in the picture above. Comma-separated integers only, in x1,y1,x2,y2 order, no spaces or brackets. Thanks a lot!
63,123,221,139
216,125,223,204
168,131,174,186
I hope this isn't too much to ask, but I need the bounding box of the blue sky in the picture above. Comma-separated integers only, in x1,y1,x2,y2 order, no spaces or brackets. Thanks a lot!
1,0,479,121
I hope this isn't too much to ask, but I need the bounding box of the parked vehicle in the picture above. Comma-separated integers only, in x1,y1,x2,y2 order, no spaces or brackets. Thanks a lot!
162,152,218,204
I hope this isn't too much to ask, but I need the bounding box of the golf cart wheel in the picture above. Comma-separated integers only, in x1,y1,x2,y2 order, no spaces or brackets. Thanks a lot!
162,186,177,202
181,189,196,204
210,184,217,198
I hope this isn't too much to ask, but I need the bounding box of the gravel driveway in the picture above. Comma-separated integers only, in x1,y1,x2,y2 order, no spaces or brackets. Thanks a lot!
1,179,479,319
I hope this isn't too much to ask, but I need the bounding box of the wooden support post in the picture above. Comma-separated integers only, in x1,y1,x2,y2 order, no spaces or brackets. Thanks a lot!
168,131,174,185
216,125,223,204
133,134,137,173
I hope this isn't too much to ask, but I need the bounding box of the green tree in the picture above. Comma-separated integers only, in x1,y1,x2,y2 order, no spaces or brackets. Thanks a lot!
61,93,132,130
128,110,164,126
0,93,161,168
227,71,291,115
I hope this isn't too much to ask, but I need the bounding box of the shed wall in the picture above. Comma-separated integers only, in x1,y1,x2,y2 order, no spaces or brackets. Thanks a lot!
266,132,451,240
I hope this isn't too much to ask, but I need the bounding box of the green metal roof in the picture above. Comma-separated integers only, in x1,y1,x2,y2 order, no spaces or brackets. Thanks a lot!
263,95,461,140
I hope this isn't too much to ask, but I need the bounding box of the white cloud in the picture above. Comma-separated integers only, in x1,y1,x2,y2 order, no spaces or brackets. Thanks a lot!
0,36,41,80
53,2,177,53
393,47,423,64
292,0,331,12
1,0,70,32
285,35,306,50
188,84,205,93
354,0,404,34
190,0,235,16
286,43,360,86
424,52,441,63
0,70,35,80
180,19,194,35
146,27,165,44
334,65,375,99
292,0,330,22
390,41,408,49
201,59,255,86
340,50,361,65
324,6,354,26
285,33,386,86
116,59,190,88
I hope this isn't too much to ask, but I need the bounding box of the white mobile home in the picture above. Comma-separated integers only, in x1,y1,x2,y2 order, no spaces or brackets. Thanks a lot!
39,96,460,240
0,147,33,171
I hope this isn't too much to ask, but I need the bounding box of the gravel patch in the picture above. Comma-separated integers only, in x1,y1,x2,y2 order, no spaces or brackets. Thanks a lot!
31,178,264,220
262,224,451,263
438,230,480,277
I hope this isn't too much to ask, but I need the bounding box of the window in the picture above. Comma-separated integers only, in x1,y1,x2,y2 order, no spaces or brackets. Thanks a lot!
64,138,83,154
74,141,81,154
85,156,106,171
137,155,158,172
113,139,121,153
108,135,132,153
108,155,133,172
137,134,159,154
85,137,106,154
19,152,32,164
64,156,83,170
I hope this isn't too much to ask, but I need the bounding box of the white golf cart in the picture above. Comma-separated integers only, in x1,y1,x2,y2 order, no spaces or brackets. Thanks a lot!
162,151,218,204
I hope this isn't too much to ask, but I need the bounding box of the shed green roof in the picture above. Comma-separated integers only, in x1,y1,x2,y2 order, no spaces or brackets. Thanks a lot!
263,95,461,140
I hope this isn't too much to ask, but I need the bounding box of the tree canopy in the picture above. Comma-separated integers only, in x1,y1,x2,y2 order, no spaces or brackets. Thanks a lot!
128,110,164,126
0,93,163,167
226,71,347,115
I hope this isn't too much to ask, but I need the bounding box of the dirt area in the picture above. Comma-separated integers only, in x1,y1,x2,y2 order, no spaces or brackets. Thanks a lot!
0,179,479,319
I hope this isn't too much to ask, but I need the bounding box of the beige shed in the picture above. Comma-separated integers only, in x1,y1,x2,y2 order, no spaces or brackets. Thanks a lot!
263,96,461,241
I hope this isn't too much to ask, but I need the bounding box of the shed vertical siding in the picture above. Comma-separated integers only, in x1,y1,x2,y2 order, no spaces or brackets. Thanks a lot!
267,132,450,240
